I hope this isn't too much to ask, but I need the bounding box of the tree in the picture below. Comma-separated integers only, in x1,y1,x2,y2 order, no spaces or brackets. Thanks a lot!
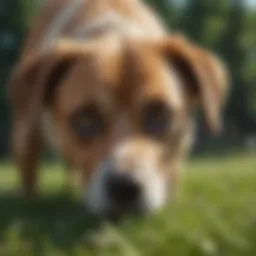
217,0,256,139
0,0,38,157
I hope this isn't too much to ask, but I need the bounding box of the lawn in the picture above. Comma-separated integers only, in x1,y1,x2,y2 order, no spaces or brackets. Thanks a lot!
0,152,255,256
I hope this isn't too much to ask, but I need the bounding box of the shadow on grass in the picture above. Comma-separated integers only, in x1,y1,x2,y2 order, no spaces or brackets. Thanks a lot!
0,192,105,252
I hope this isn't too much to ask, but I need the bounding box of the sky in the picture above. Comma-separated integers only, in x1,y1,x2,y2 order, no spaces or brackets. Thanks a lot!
245,0,256,7
246,0,256,5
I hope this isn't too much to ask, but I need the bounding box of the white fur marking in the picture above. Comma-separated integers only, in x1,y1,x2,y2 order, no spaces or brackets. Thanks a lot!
74,12,121,37
74,12,150,39
85,141,168,215
85,162,112,215
42,0,85,50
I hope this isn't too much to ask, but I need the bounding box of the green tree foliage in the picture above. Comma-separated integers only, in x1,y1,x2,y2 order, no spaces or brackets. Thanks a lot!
217,0,252,137
0,0,38,157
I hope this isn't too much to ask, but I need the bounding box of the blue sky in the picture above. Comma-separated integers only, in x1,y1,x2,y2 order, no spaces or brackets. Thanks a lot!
245,0,256,6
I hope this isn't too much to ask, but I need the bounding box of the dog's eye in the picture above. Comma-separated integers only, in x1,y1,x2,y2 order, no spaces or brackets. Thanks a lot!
142,101,171,137
70,105,105,141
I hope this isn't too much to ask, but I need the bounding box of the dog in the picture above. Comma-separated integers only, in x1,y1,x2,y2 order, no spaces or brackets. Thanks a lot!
8,0,229,217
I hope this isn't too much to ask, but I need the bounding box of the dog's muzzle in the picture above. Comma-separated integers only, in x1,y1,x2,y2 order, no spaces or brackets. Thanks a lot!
84,140,169,218
84,160,168,218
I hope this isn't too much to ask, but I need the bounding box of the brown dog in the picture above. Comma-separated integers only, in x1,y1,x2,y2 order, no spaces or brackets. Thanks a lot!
8,0,229,217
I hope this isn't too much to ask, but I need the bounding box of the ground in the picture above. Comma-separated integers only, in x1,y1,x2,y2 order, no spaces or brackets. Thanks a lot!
0,152,255,256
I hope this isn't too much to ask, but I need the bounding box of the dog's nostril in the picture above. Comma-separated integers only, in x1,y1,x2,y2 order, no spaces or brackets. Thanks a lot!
107,174,141,205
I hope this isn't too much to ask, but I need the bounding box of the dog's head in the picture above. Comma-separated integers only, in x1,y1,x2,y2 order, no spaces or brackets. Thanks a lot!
9,34,229,217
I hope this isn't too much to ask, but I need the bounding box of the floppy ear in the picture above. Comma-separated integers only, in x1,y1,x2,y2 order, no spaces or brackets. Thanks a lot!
162,35,229,135
9,40,94,134
8,40,95,160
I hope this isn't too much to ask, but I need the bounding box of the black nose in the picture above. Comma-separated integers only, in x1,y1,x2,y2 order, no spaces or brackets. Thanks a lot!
106,173,141,205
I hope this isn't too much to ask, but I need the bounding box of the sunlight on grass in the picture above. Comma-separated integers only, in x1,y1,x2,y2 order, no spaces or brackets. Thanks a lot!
0,153,255,256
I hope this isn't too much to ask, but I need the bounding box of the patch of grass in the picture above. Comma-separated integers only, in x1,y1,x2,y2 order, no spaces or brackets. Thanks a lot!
0,152,255,256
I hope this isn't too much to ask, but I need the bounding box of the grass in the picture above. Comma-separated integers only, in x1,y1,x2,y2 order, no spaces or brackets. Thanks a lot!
0,152,255,256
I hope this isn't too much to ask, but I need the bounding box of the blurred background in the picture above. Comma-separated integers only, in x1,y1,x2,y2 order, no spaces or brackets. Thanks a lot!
0,1,255,255
0,0,255,159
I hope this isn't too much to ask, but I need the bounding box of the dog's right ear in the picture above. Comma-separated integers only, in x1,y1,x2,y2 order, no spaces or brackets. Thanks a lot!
9,40,96,127
8,40,95,158
9,39,95,113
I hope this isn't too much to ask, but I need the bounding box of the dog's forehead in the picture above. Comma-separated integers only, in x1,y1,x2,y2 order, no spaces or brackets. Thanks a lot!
129,51,184,109
54,57,115,115
54,43,184,115
118,44,185,112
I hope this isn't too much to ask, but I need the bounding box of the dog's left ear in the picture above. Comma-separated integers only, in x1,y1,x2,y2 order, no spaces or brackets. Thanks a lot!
161,35,230,135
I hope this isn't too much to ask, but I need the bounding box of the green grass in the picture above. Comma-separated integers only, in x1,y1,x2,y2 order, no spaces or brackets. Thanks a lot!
0,152,255,256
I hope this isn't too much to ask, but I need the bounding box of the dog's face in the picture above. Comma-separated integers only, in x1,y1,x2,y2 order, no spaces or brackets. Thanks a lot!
9,35,228,217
